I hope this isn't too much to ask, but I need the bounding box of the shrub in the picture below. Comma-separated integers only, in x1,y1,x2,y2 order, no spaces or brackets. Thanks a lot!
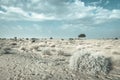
114,37,118,40
31,45,39,51
50,44,55,47
0,47,16,54
14,37,17,41
57,50,71,56
61,39,64,41
42,48,52,56
0,49,5,55
31,40,36,43
69,38,74,40
11,42,17,45
20,47,26,51
31,38,38,43
78,34,86,38
69,50,112,75
50,37,53,39
26,38,29,40
57,50,65,56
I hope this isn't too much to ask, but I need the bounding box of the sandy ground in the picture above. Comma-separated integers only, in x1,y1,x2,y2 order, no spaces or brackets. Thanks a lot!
0,39,120,80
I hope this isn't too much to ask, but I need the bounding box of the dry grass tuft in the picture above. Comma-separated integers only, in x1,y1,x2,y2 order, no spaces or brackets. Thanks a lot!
69,50,112,75
42,48,52,56
57,50,71,56
0,47,17,54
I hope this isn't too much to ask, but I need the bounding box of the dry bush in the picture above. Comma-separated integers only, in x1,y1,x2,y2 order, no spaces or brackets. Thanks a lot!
0,47,17,54
50,44,55,47
0,49,5,55
39,43,46,47
57,50,71,56
57,50,65,55
20,47,26,51
3,47,13,54
42,48,52,56
69,50,112,75
10,42,17,45
30,45,40,51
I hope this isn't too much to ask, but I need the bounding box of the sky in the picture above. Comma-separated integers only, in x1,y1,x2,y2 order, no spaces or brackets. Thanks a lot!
0,0,120,39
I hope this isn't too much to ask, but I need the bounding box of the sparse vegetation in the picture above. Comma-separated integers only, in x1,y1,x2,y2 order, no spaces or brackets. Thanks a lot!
115,37,118,40
26,38,29,40
31,45,39,51
31,39,36,43
42,48,52,55
57,50,65,56
50,37,53,39
0,49,5,55
0,38,120,80
69,38,74,40
61,39,64,41
50,44,55,47
14,37,17,41
11,42,17,45
1,47,16,54
69,50,112,75
31,38,39,43
57,50,71,56
20,47,26,51
78,34,86,38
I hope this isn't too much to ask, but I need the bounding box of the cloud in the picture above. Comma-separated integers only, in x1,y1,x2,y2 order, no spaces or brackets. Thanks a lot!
89,0,103,6
109,10,120,19
0,0,120,26
0,6,56,21
28,12,56,21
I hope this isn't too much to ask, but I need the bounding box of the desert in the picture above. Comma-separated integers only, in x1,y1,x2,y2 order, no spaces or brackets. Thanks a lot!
0,38,120,80
0,0,120,80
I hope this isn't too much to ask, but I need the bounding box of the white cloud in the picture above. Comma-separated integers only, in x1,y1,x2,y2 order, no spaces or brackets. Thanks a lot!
28,12,56,21
0,6,56,21
89,0,102,6
109,10,120,19
0,0,120,25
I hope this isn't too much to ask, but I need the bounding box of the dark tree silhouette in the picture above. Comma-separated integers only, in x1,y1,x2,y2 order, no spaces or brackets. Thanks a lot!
115,37,118,40
50,37,53,39
14,37,17,41
78,34,86,38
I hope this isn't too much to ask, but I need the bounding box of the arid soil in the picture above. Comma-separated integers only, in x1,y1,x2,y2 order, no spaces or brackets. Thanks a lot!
0,39,120,80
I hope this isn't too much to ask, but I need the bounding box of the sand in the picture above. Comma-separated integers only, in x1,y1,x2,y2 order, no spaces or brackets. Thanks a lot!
0,39,120,80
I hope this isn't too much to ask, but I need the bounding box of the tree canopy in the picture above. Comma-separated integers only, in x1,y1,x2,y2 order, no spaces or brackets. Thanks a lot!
78,34,86,38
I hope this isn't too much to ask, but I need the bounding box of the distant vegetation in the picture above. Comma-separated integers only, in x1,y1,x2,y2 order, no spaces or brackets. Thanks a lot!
69,38,74,40
50,37,53,39
115,37,118,40
14,37,17,41
78,34,86,38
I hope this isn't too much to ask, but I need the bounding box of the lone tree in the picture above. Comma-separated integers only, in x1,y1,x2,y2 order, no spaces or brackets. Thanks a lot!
14,37,17,41
78,34,86,38
50,37,53,39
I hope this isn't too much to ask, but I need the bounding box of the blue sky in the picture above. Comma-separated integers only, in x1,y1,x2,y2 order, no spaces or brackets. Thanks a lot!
0,0,120,38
